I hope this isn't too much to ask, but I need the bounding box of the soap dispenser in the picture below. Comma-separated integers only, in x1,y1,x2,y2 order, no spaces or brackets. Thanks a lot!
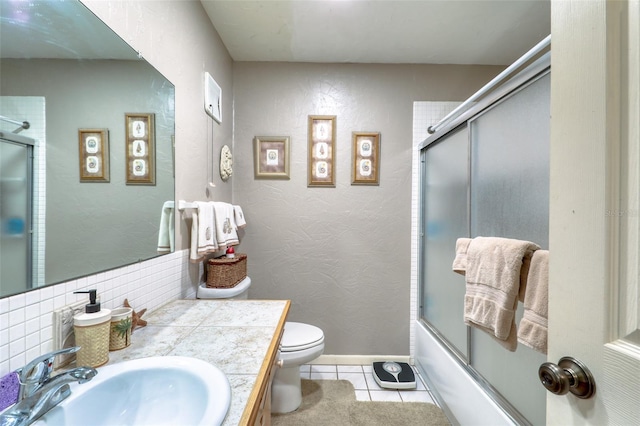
73,290,111,367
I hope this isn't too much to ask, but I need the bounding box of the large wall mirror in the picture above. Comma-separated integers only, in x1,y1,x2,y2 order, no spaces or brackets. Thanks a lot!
0,0,175,298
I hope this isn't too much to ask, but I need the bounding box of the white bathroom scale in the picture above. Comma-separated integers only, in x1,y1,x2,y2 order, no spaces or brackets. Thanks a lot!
372,361,416,390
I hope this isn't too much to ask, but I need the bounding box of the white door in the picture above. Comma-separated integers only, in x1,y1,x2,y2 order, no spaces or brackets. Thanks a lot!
548,0,640,424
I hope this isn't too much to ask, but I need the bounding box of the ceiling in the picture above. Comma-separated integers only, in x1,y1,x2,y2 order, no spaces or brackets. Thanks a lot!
200,0,551,66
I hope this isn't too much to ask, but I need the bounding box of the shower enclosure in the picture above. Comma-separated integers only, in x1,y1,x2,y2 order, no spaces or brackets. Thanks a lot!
0,132,34,296
415,55,550,425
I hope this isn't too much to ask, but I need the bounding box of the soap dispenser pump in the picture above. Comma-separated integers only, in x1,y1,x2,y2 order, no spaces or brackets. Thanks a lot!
73,289,111,367
75,289,101,313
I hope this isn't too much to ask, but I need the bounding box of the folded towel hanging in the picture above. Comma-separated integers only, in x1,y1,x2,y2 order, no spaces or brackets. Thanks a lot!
463,236,539,351
157,201,175,253
518,250,549,354
189,202,219,263
213,202,239,250
452,237,472,275
234,205,247,228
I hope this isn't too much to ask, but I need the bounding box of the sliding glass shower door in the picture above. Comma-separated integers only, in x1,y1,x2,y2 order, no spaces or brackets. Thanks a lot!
419,71,550,425
0,134,34,295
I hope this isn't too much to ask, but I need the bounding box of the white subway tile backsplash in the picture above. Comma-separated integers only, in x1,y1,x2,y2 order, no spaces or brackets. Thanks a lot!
0,250,196,376
8,337,24,358
9,294,25,311
25,318,39,335
25,291,40,306
25,304,39,321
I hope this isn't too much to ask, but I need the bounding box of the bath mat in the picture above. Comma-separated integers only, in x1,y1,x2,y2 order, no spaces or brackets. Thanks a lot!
271,379,450,426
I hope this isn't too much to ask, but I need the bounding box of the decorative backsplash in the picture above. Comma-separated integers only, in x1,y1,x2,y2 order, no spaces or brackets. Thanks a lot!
0,250,197,376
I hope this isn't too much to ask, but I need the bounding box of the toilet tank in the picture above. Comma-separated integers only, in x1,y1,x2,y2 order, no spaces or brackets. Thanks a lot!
197,276,251,300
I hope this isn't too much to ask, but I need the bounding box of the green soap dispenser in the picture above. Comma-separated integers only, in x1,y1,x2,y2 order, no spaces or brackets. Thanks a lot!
73,290,112,367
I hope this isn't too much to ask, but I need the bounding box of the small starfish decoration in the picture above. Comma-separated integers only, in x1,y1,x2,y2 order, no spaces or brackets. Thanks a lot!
123,299,147,333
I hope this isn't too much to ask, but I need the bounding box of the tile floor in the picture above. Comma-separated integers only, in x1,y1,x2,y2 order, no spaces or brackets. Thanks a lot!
300,364,439,405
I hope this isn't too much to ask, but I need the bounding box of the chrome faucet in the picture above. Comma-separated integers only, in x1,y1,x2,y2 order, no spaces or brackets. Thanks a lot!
0,347,97,426
0,366,97,426
15,347,80,401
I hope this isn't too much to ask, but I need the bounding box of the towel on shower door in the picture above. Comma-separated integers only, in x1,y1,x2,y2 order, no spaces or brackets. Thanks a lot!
452,237,472,275
157,201,175,253
464,237,539,351
212,202,239,250
518,250,549,354
189,202,218,263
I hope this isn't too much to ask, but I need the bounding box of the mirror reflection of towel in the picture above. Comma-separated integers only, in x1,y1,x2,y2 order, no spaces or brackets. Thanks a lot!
157,201,174,253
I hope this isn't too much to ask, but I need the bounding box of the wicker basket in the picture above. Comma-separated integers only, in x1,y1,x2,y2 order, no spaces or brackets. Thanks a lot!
207,253,247,288
74,320,110,367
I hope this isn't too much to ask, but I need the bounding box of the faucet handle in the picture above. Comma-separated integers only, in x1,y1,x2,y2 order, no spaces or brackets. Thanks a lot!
16,347,81,398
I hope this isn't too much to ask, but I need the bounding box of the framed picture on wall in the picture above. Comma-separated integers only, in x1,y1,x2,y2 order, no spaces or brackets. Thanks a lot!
253,136,291,179
307,115,336,187
125,113,155,185
351,132,380,185
78,128,110,182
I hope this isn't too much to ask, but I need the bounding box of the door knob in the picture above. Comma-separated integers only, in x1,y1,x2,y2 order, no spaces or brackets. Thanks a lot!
538,357,595,399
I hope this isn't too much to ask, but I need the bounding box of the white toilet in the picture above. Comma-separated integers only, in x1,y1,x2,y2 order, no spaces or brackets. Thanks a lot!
197,276,325,413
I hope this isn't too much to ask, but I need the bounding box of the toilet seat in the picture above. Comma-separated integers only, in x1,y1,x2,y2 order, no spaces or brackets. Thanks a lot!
272,321,325,413
280,322,324,352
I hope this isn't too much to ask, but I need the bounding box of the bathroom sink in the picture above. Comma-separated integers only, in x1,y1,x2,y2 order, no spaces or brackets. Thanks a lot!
33,356,230,426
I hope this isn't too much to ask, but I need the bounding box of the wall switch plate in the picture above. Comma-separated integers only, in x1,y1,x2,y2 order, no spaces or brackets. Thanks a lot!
204,71,222,124
52,301,85,369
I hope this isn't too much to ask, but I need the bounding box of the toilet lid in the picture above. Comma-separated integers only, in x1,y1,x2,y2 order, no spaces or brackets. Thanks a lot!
281,322,324,352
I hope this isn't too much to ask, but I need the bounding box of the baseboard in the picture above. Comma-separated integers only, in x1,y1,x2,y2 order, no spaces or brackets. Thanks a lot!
310,354,411,365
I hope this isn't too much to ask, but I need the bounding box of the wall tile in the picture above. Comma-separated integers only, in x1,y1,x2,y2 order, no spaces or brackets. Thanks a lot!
0,250,195,376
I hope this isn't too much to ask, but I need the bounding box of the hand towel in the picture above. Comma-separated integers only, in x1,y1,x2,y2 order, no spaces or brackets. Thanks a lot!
518,250,549,354
213,202,239,250
452,237,472,275
157,201,175,253
464,236,539,351
189,202,218,263
234,205,247,228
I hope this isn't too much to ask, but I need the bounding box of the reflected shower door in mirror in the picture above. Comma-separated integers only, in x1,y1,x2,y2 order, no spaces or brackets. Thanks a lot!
0,1,175,298
0,134,34,296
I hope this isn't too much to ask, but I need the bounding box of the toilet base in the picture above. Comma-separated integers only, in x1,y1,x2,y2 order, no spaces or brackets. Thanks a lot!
271,365,302,413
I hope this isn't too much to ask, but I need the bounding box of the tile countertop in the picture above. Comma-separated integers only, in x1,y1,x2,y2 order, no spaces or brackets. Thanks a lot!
106,299,290,426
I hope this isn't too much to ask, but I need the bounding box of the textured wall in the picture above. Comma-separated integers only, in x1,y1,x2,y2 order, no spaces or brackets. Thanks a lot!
233,62,503,355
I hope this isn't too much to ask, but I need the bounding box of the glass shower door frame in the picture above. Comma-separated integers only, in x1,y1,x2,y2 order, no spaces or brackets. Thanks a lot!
0,132,35,292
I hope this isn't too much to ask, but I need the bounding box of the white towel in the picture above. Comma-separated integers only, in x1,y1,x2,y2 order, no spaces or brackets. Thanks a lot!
157,201,174,253
213,202,239,250
464,237,539,351
234,205,247,228
518,250,549,354
189,202,218,263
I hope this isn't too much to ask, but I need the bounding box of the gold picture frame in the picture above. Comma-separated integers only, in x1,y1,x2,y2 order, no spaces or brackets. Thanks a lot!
307,115,336,187
125,113,155,185
351,132,380,185
78,129,110,182
253,136,291,179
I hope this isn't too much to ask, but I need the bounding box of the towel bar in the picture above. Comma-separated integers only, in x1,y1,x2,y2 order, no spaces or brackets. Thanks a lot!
178,200,197,210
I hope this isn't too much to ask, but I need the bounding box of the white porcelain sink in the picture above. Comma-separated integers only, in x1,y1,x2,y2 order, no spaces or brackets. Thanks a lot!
33,356,230,426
